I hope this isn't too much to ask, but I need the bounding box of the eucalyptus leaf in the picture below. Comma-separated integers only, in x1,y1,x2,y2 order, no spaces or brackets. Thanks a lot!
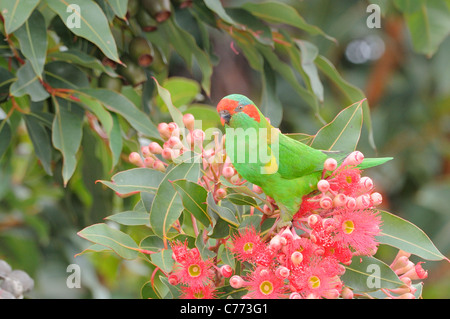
45,0,120,63
77,223,139,260
14,9,47,78
377,210,448,261
149,158,201,239
0,0,40,34
342,255,403,292
98,167,165,195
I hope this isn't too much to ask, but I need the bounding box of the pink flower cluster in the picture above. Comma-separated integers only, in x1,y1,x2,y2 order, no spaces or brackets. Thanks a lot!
228,152,386,299
169,240,232,299
128,113,242,201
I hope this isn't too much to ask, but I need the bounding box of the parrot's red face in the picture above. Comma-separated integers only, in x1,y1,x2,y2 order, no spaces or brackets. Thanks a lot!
216,96,260,126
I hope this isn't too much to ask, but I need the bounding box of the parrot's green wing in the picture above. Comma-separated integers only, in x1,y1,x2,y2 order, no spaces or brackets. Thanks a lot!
274,132,328,179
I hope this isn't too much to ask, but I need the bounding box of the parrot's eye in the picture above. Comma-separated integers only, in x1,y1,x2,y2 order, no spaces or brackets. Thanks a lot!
235,105,244,112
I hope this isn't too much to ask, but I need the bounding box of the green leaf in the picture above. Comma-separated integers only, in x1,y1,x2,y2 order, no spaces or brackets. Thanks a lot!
153,77,185,129
98,167,165,195
105,211,150,226
404,0,450,57
77,88,160,139
315,55,375,150
48,49,117,77
242,1,335,42
184,105,221,130
156,77,201,109
0,67,15,102
377,210,448,261
24,114,53,175
77,223,139,259
158,18,212,95
13,10,47,78
105,0,128,20
207,192,239,227
150,158,201,239
76,93,121,169
172,179,211,227
0,0,40,34
357,157,394,170
225,8,273,46
311,99,364,152
45,0,121,63
203,0,235,25
10,61,50,102
260,61,282,127
51,97,84,186
342,256,403,292
0,120,12,159
225,193,258,207
258,44,319,114
295,40,324,103
44,61,90,89
140,235,165,252
150,249,174,273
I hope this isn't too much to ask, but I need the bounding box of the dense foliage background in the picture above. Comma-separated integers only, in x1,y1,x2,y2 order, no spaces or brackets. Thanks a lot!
0,0,449,298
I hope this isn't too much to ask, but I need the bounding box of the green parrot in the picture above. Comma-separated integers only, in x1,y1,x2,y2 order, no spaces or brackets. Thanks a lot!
217,94,328,224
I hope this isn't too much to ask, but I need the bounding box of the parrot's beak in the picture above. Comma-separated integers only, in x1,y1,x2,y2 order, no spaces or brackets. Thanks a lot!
219,110,231,125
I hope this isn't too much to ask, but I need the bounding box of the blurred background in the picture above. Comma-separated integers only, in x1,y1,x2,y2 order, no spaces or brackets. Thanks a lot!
0,0,449,298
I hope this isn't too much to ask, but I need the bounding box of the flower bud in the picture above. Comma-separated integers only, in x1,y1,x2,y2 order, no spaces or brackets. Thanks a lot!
230,275,245,289
230,174,240,184
359,176,373,190
168,274,179,285
144,157,155,168
152,160,166,172
280,228,294,241
289,292,302,299
252,184,263,194
341,287,353,299
263,204,272,215
345,151,364,166
192,129,205,142
220,265,233,278
222,166,235,178
308,214,320,227
158,122,171,139
320,196,333,209
141,145,152,158
391,256,409,271
395,261,415,275
324,158,338,171
397,293,415,299
129,152,143,166
182,113,195,131
356,194,371,209
148,142,163,154
275,266,290,279
167,136,182,148
333,194,347,207
269,235,282,251
345,197,356,210
322,289,340,299
215,188,227,200
291,251,303,266
402,262,428,280
161,148,174,160
317,179,330,193
371,192,383,206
